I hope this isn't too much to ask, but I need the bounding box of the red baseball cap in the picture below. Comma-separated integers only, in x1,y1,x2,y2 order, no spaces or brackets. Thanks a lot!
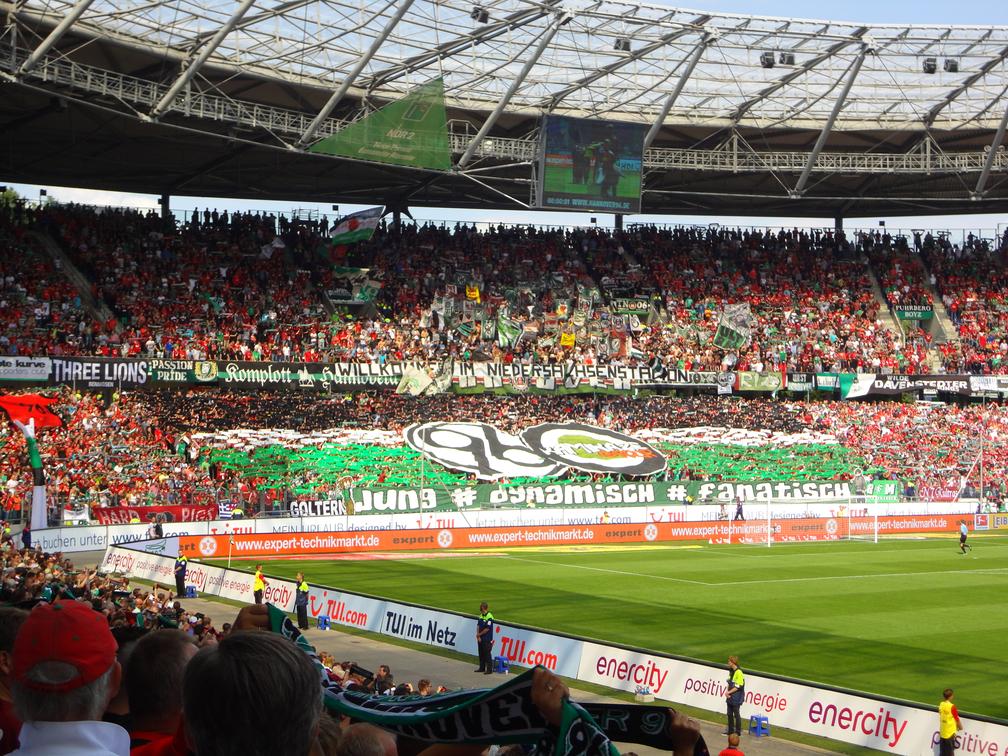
13,600,117,692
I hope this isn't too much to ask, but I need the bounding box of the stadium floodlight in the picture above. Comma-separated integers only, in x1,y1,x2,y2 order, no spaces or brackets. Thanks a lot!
779,52,795,66
614,37,631,52
759,51,775,68
470,6,489,23
944,59,959,73
923,57,937,74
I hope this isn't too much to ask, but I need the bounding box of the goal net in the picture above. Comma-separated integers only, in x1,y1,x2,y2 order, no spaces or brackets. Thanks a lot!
719,503,880,545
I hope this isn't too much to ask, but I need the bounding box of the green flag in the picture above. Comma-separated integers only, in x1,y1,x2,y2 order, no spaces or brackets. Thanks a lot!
309,78,452,170
713,303,753,350
331,207,383,245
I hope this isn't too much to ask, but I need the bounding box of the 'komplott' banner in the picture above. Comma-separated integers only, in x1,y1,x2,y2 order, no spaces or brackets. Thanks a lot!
4,355,1005,396
102,544,1008,755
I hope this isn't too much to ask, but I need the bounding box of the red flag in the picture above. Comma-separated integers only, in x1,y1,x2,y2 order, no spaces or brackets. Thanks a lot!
0,394,63,429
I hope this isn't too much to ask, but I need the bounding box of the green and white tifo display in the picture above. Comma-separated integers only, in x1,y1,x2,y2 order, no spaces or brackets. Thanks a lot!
194,421,890,501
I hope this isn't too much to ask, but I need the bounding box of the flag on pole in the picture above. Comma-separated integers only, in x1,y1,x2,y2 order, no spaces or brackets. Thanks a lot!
713,303,754,351
331,207,384,245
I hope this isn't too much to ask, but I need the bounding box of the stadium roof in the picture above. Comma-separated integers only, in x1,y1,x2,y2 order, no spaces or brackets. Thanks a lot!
1,0,1007,217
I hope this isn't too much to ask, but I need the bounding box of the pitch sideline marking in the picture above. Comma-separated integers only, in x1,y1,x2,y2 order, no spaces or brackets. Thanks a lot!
502,556,1008,588
502,555,712,585
711,566,1008,587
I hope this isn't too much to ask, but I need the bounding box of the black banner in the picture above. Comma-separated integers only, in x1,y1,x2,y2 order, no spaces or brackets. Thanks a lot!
0,356,995,400
48,357,149,389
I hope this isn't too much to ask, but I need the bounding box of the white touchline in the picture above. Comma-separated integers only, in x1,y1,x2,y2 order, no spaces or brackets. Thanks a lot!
712,567,1008,586
501,556,1008,588
502,555,711,585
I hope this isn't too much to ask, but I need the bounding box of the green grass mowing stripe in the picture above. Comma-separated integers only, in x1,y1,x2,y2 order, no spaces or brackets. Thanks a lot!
221,536,1008,718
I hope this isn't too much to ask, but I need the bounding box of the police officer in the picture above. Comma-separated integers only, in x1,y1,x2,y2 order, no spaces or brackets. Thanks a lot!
474,601,494,674
174,553,188,596
295,571,310,630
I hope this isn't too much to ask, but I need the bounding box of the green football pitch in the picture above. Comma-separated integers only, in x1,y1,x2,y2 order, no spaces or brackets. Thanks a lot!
542,164,641,201
225,534,1008,719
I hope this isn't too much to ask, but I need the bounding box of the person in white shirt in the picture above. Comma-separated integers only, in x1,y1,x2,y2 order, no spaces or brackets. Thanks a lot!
10,600,129,755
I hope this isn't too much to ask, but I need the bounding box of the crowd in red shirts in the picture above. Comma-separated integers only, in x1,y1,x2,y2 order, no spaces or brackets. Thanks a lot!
6,201,1003,375
2,388,1006,515
924,231,1008,373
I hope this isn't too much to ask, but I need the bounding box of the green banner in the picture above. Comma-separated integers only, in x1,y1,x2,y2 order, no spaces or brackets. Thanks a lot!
736,371,785,393
344,479,901,513
309,78,451,170
894,305,934,320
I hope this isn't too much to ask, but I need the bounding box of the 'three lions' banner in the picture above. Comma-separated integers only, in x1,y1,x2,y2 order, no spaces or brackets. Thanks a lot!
2,356,1002,397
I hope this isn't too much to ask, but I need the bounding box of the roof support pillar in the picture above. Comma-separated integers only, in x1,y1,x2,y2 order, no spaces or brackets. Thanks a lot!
973,99,1008,200
457,11,568,169
17,0,96,75
295,0,417,149
793,42,871,197
149,0,257,121
643,31,715,149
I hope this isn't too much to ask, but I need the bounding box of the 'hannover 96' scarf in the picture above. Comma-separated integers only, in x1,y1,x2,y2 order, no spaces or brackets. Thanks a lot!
267,606,708,756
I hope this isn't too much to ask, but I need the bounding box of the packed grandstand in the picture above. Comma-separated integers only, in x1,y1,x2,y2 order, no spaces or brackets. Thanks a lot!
3,0,1008,752
2,199,1008,522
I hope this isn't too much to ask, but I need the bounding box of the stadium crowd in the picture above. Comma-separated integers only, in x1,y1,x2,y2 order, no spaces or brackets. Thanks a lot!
924,233,1008,373
1,389,1005,513
0,526,582,756
4,200,1006,374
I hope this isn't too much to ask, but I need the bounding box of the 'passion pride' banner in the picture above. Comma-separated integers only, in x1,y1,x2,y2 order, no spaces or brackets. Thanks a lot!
178,515,960,558
4,355,1004,397
90,505,218,525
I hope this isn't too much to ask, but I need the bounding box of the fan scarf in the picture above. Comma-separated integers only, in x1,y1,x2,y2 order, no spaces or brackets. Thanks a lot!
266,605,708,756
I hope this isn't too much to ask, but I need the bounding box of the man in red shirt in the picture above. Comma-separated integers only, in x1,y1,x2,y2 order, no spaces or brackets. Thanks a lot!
719,733,744,756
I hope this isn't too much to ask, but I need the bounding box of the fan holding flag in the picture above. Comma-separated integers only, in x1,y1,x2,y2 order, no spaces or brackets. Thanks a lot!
331,206,385,245
0,393,62,531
